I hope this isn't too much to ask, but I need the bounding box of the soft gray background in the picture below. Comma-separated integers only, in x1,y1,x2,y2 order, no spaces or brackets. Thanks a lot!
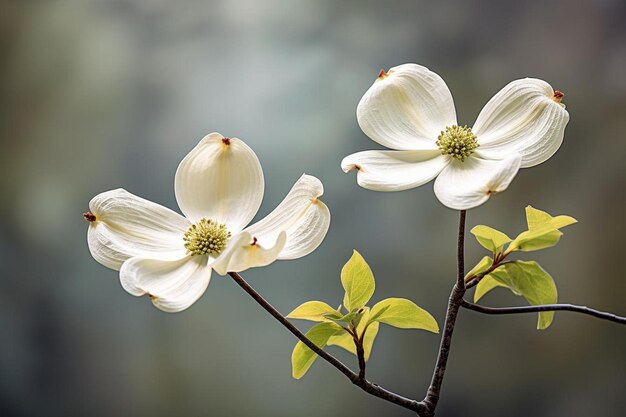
2,0,625,416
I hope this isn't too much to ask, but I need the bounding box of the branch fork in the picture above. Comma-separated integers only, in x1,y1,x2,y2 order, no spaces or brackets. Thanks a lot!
229,210,626,416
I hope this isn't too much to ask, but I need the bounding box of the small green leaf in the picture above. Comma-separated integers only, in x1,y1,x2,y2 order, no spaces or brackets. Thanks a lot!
474,272,507,302
471,225,511,253
367,304,391,323
525,205,555,229
509,229,563,252
464,256,493,282
326,331,355,354
351,309,366,328
368,298,439,333
291,322,342,379
509,207,577,252
322,311,344,321
327,307,366,326
525,206,577,230
335,310,358,323
482,261,558,329
287,301,340,322
355,306,371,333
328,323,380,361
341,250,375,311
328,309,379,361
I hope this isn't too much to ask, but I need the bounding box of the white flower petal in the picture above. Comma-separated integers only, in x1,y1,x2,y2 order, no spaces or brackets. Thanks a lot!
472,78,569,168
175,133,264,231
211,231,287,275
87,189,190,270
357,63,457,151
341,150,447,191
243,174,331,260
120,255,211,313
433,155,522,210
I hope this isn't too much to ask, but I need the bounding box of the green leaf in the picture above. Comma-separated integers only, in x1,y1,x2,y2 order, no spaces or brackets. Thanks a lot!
341,250,375,311
326,331,355,354
322,308,370,327
474,272,507,302
509,229,563,252
327,310,358,324
509,207,577,252
350,309,366,328
525,206,577,230
525,205,555,229
368,298,439,333
291,322,342,379
329,307,366,327
286,301,340,322
367,304,391,323
328,309,379,361
482,261,558,329
470,225,511,253
327,323,379,361
464,256,493,282
323,311,343,320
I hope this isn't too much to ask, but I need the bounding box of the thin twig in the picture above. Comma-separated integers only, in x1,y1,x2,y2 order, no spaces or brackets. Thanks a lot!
228,271,427,414
422,210,467,415
456,210,466,289
461,299,626,325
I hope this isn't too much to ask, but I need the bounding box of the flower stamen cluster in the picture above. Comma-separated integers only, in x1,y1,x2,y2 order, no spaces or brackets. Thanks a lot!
436,125,479,162
184,218,231,256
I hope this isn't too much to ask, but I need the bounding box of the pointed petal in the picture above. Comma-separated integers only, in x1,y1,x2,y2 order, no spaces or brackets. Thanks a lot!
473,78,569,168
433,155,522,210
211,231,287,275
357,63,456,150
175,133,264,231
87,189,190,270
120,255,211,313
341,150,447,191
242,174,330,260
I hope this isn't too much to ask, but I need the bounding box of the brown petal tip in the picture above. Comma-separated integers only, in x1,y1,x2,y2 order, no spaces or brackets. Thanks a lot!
83,211,97,222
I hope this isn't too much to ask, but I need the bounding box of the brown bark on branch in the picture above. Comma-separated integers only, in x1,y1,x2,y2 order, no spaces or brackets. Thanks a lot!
228,271,428,414
461,299,626,325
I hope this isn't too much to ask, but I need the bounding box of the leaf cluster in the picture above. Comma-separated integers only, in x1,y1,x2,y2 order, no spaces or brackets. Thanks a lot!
466,206,577,329
287,250,439,379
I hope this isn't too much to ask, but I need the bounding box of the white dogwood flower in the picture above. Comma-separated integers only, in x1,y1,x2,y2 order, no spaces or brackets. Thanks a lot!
342,64,569,210
86,133,330,312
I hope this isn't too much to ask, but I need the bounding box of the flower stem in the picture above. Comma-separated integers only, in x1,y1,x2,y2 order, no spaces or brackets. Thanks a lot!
422,210,467,415
460,299,626,325
227,271,427,414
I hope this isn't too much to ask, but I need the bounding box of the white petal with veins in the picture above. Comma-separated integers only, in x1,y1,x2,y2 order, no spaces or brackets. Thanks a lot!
88,189,189,270
175,133,264,231
243,174,331,260
211,231,287,275
357,63,456,151
341,150,448,191
473,78,569,168
120,255,211,313
433,154,522,210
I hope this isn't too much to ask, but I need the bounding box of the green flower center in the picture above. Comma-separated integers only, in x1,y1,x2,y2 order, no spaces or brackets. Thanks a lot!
183,218,231,256
436,125,479,162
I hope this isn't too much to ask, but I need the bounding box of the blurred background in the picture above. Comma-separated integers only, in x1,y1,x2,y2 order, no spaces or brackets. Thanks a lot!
1,0,625,416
